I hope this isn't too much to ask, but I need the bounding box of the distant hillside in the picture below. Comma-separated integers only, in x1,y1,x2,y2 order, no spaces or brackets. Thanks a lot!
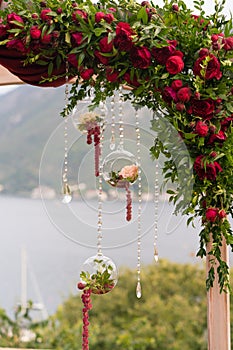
0,85,160,196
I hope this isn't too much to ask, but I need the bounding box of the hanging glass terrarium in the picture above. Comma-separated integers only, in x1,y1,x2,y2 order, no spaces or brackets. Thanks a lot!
77,254,118,295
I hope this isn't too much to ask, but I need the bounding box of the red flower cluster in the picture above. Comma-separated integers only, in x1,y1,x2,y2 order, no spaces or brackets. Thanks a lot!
194,155,222,181
80,288,92,350
152,41,184,74
205,207,227,222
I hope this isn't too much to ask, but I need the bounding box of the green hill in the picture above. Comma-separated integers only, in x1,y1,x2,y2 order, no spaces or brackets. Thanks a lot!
0,85,159,196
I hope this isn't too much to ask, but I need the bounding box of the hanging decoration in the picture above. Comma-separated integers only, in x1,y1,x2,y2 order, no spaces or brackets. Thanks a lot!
61,71,72,204
72,99,103,177
77,104,118,349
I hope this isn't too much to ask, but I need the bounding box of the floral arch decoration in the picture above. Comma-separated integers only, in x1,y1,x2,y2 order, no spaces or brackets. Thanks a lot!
1,0,233,294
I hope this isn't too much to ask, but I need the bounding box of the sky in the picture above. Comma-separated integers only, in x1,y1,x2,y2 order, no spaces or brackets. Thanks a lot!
0,0,232,95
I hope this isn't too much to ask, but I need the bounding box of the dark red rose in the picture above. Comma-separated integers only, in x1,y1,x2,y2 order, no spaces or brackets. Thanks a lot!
211,34,219,42
57,8,63,14
6,38,27,53
67,53,79,68
189,98,215,119
32,13,39,19
72,9,88,23
124,72,140,87
7,13,24,27
219,209,227,219
177,87,192,102
40,8,52,21
94,50,109,65
208,130,226,144
171,80,183,91
30,25,41,39
106,69,119,82
104,13,114,23
99,36,113,53
72,32,83,46
195,121,209,137
0,23,8,38
199,48,209,57
172,4,179,12
41,33,52,44
130,46,151,69
80,68,94,80
152,44,176,65
141,1,150,6
193,54,222,80
222,37,233,51
194,155,222,181
220,116,233,132
114,22,134,52
176,102,185,111
162,86,177,103
95,12,105,23
166,55,184,74
206,208,218,222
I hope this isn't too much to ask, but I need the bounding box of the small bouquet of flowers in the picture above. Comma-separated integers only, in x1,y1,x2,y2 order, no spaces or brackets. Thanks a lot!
77,111,103,177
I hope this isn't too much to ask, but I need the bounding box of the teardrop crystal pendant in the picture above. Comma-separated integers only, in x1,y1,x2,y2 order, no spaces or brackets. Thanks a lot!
154,247,159,263
62,183,72,204
136,281,142,299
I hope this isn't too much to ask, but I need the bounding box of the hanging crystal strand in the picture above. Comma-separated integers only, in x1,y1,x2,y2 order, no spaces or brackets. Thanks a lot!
62,64,72,204
110,93,116,151
125,182,132,221
118,86,124,150
135,107,142,299
154,155,159,262
97,101,106,256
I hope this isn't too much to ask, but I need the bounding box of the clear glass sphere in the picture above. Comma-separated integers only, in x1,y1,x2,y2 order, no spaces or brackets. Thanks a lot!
79,255,118,295
102,148,138,187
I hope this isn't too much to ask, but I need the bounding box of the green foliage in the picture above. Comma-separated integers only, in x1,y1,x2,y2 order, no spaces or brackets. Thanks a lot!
40,261,208,350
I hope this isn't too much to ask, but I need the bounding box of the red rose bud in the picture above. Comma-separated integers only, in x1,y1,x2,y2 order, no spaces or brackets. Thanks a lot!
206,208,218,222
177,87,192,102
172,3,179,12
32,13,39,19
199,48,209,57
104,13,115,23
171,79,183,91
30,26,41,39
211,34,219,42
210,151,217,158
72,32,83,46
40,8,52,21
40,1,47,7
106,69,119,82
99,36,113,53
57,8,63,14
141,1,150,6
223,37,233,51
176,102,185,111
95,11,105,23
77,282,86,290
80,68,94,80
41,33,52,44
7,13,24,27
195,121,209,137
219,209,227,219
212,42,221,51
194,91,201,99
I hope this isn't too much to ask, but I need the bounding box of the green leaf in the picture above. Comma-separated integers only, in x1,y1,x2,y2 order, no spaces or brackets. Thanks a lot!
48,61,53,77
